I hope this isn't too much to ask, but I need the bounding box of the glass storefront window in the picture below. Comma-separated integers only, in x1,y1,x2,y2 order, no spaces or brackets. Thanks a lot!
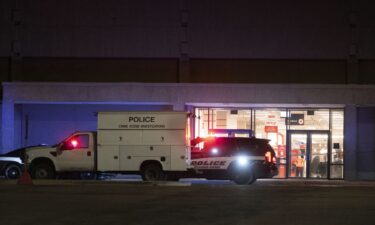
288,109,330,130
211,109,251,130
255,109,287,178
194,108,251,138
330,165,344,179
194,107,344,180
331,110,344,164
195,108,209,138
330,110,344,179
310,133,328,178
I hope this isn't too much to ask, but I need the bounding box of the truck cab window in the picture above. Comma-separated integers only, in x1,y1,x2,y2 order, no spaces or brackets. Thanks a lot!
67,134,89,149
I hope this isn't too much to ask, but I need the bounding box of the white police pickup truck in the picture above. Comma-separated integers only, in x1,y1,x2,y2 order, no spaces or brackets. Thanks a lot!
24,112,191,180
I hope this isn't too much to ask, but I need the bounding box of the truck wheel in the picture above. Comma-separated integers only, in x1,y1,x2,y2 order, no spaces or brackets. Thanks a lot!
4,164,22,179
141,163,164,181
32,163,55,179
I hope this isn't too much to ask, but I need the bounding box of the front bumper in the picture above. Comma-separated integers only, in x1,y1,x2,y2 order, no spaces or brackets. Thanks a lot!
0,157,23,175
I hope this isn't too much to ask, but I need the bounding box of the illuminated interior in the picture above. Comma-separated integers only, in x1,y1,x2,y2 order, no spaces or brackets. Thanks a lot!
194,108,344,179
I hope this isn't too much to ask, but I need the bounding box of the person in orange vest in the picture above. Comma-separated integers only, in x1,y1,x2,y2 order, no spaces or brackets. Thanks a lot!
295,156,305,177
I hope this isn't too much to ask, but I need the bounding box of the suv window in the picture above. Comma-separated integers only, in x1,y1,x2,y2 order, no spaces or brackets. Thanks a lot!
203,138,238,157
202,137,272,157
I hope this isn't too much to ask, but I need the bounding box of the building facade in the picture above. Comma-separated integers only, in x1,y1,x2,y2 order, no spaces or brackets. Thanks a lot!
2,82,375,180
1,1,375,180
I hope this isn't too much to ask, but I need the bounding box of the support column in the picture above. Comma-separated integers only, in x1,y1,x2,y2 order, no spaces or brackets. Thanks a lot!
185,105,194,113
344,105,357,180
346,4,359,83
10,0,23,81
1,100,15,153
173,103,186,111
178,0,190,82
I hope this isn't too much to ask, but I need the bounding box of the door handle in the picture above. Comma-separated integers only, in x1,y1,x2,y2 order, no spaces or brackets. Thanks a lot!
114,156,118,159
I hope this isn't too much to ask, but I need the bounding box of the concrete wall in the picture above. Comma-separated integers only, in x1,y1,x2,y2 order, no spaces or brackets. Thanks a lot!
14,0,373,59
357,107,375,179
0,104,2,149
16,58,179,82
0,0,11,57
189,0,349,59
5,104,173,152
359,60,375,84
344,106,375,180
0,0,11,82
20,0,181,58
0,0,374,83
190,60,347,83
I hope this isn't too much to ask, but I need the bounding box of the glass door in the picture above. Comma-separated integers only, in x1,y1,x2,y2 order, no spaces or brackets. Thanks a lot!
288,131,329,179
309,133,328,178
289,133,307,178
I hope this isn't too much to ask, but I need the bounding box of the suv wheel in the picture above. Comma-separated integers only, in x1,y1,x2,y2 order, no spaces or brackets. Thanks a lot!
5,164,22,179
229,164,256,185
232,170,256,185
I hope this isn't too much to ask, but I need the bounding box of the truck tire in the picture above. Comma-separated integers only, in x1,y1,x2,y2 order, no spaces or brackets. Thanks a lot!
141,163,164,181
32,163,55,179
4,164,22,179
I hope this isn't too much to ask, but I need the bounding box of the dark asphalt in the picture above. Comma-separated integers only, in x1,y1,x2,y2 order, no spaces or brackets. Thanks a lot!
0,179,374,225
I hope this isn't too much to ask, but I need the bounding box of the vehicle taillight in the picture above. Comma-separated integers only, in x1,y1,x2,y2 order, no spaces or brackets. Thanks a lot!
265,151,272,163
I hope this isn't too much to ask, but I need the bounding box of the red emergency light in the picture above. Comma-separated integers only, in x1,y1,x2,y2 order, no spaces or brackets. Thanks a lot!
71,139,78,148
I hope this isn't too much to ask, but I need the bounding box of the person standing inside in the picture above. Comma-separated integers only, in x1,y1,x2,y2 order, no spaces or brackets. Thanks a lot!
296,156,305,177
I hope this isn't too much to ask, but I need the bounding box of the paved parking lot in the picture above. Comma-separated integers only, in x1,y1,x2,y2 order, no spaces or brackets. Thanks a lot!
0,179,375,225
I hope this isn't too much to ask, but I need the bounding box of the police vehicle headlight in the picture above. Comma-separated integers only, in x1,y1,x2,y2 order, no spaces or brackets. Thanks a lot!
237,156,248,167
211,148,219,155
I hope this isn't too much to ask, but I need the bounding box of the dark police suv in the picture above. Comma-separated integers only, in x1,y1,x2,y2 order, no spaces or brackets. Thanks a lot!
190,137,278,184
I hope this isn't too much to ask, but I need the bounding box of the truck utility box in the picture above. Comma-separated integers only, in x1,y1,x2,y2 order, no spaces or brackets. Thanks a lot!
97,112,190,172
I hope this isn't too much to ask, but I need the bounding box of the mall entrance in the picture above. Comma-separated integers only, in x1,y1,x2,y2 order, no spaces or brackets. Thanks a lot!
287,131,329,179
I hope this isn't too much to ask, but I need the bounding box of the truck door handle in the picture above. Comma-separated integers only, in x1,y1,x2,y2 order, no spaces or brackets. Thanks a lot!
114,156,118,159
